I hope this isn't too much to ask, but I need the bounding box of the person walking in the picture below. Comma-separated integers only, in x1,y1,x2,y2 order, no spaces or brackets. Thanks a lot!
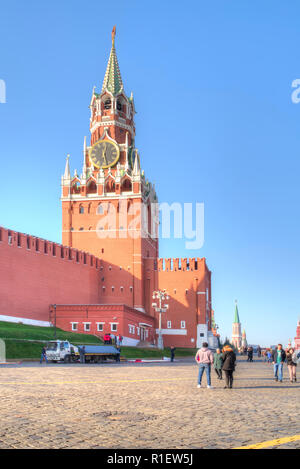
195,342,214,389
222,345,236,389
272,344,286,382
118,334,123,346
257,346,261,358
213,348,223,380
267,349,272,364
79,345,86,364
247,347,253,362
286,347,297,383
170,346,176,362
40,346,48,364
116,346,121,363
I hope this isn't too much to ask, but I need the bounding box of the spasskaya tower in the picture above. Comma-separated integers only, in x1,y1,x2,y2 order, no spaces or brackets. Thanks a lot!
61,27,158,313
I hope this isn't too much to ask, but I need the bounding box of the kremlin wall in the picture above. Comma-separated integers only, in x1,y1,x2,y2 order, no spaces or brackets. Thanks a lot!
0,226,215,348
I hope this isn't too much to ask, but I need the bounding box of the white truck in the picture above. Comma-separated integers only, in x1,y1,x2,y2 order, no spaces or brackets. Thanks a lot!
45,340,121,363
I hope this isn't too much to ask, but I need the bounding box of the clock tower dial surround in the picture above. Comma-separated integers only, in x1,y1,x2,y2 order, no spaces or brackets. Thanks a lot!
89,139,119,169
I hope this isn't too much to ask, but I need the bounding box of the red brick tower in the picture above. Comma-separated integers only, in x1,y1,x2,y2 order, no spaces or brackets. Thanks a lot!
61,27,158,313
231,301,242,349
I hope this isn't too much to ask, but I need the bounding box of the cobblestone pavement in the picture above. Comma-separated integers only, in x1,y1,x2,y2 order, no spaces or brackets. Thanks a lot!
0,357,299,449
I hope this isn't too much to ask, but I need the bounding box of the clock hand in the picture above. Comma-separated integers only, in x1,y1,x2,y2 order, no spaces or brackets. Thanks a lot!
101,144,108,165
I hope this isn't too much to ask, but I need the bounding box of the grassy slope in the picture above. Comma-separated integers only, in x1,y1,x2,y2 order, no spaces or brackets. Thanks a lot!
0,321,196,360
0,321,103,343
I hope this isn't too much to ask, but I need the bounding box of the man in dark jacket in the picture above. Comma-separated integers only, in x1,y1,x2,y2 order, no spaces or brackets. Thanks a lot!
247,347,253,362
170,346,176,362
79,345,86,364
272,344,286,382
40,346,48,364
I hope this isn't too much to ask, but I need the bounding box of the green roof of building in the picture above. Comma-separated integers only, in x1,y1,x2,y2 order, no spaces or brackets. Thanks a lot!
102,28,124,96
234,302,240,324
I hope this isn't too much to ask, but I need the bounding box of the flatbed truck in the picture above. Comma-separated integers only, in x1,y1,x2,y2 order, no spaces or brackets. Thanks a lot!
45,340,121,363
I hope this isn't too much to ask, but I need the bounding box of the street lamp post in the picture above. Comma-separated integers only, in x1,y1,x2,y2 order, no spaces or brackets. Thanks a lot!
152,289,169,350
53,304,57,340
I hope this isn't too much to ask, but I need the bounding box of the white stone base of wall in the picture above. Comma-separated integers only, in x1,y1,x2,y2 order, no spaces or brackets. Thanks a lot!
121,336,140,346
0,314,51,328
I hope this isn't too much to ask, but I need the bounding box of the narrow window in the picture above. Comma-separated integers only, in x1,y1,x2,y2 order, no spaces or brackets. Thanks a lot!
104,98,111,110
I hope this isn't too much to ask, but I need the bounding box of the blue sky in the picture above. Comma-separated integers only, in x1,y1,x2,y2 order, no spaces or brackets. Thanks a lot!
1,0,300,346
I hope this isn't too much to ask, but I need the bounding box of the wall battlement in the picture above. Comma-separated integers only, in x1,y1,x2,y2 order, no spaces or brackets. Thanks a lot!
157,257,207,272
0,226,101,271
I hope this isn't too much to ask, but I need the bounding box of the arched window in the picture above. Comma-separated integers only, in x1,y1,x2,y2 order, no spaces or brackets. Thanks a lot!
105,178,115,193
87,180,97,194
117,100,122,111
71,181,81,194
104,98,111,110
97,203,104,215
121,178,132,192
79,205,84,214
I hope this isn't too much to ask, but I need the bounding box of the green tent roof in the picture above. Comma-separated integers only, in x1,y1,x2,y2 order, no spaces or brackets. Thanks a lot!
234,302,240,324
102,33,124,96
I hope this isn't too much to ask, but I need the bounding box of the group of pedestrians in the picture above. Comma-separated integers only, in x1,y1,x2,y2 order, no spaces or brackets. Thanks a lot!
103,333,123,346
272,344,297,383
195,343,236,389
195,342,298,388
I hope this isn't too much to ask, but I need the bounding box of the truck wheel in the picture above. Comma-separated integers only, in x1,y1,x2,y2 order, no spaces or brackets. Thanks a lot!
64,355,71,363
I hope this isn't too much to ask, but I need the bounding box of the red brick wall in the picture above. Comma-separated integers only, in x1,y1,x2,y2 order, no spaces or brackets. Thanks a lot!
52,304,155,343
157,257,212,348
0,227,101,322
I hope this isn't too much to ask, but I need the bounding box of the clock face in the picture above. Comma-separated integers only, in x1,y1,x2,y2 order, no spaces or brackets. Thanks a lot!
89,140,119,169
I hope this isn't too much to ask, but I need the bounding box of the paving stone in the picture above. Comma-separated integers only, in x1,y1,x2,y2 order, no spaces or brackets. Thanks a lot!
0,358,299,448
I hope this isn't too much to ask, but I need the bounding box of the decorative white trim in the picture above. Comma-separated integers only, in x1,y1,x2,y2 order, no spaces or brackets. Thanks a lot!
90,120,133,135
155,329,187,336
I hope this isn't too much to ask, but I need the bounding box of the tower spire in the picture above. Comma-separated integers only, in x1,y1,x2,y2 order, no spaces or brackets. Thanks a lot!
64,154,70,179
102,26,124,96
234,300,240,324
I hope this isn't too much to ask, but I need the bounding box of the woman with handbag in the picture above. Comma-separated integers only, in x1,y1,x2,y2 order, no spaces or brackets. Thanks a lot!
222,345,236,389
286,347,297,383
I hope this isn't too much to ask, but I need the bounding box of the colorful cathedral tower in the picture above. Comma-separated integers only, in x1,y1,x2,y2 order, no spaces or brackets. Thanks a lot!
231,301,242,349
